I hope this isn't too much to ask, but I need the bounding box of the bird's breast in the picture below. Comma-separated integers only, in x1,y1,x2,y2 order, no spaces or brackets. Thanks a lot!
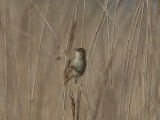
73,58,86,75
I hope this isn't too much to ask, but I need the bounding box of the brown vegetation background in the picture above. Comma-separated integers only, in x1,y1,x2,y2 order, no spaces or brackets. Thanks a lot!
0,0,160,120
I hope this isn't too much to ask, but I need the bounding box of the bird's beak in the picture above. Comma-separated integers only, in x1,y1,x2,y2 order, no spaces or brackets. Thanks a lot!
74,48,78,51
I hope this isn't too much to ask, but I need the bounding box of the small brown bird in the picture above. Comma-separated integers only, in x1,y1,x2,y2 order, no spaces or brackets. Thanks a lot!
73,48,86,83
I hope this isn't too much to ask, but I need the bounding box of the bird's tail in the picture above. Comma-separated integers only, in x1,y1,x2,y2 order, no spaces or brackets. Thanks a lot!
75,78,77,84
74,75,79,84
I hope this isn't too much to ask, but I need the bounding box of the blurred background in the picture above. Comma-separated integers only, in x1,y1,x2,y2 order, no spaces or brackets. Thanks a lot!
0,0,160,120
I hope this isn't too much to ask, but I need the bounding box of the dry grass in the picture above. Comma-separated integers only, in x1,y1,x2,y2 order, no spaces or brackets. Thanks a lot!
0,0,160,120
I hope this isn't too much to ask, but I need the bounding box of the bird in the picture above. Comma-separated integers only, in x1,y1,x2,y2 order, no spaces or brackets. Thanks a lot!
73,48,86,84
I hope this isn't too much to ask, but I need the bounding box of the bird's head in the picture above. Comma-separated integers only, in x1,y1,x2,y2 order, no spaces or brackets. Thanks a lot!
74,48,86,59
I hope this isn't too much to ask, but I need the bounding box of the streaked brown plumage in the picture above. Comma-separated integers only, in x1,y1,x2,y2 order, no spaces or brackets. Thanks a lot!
73,48,86,83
